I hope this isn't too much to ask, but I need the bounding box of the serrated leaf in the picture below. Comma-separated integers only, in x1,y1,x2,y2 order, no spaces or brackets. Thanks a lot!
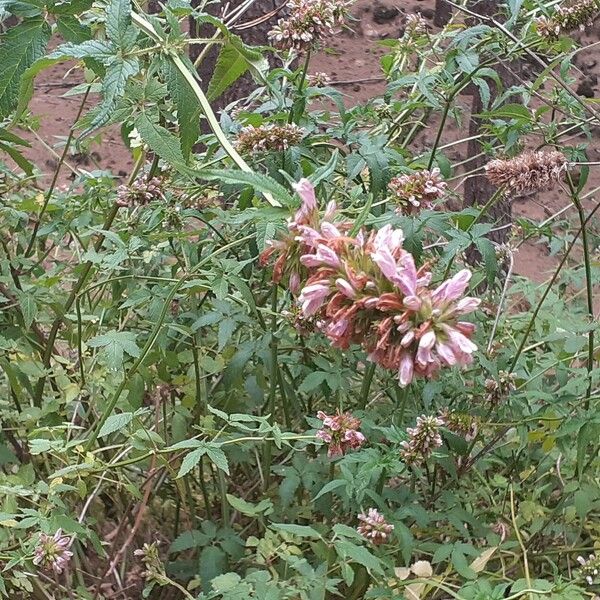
206,38,249,102
56,14,91,43
206,446,229,475
169,529,212,553
134,111,187,169
451,548,477,579
106,0,134,47
313,479,345,501
270,523,321,539
198,169,295,206
0,17,50,118
82,55,139,135
226,493,273,516
87,330,140,369
0,141,34,175
177,446,207,478
163,58,200,160
299,371,328,394
334,539,384,574
16,291,37,328
99,412,133,438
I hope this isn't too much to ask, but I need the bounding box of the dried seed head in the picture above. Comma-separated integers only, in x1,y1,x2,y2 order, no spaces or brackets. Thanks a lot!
484,371,515,406
357,508,394,544
485,150,568,194
404,13,428,37
235,124,305,154
116,177,164,208
438,409,479,442
535,0,598,39
307,71,332,87
268,0,353,52
388,168,447,214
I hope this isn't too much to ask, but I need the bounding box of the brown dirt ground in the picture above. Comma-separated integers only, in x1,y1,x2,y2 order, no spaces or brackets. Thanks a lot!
15,0,600,284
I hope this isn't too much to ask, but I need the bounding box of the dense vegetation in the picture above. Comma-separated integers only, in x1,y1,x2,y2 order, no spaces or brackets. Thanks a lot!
0,0,599,598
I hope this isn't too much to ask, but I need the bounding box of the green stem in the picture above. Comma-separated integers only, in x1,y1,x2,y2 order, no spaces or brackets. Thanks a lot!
289,50,311,125
32,154,145,406
443,187,504,279
24,86,91,258
509,202,600,374
566,175,594,405
358,362,376,409
263,285,278,490
129,11,280,208
83,233,255,451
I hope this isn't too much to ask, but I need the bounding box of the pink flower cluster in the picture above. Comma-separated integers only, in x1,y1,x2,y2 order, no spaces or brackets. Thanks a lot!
33,530,73,574
388,168,447,215
357,508,394,545
316,410,366,457
262,180,480,386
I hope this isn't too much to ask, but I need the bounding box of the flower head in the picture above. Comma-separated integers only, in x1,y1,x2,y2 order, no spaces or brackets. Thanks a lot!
33,530,73,574
439,409,479,442
116,177,164,208
485,150,568,194
577,554,600,586
535,0,598,38
260,178,343,294
268,0,353,52
357,508,394,544
404,13,428,37
388,168,447,215
236,124,305,154
485,370,515,406
307,71,332,87
316,410,366,458
400,415,444,466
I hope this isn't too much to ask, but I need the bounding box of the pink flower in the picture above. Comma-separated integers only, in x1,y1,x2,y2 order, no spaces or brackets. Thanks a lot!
300,244,341,268
357,508,394,544
316,410,366,458
33,530,73,574
299,281,331,316
293,178,317,222
432,269,471,303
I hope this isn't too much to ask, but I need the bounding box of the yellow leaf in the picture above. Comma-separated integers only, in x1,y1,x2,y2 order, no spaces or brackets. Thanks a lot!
470,546,497,573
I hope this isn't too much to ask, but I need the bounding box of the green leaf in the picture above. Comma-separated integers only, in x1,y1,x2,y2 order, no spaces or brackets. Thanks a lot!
199,546,227,593
82,55,139,135
16,291,37,328
299,371,328,394
313,479,345,501
0,17,51,118
56,15,91,43
177,446,207,478
451,547,477,579
99,412,133,438
270,523,321,539
170,529,212,553
106,0,134,47
198,169,295,206
134,111,187,169
207,34,266,101
0,141,34,175
163,58,200,160
87,330,140,369
334,539,384,574
206,446,229,475
226,493,273,516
